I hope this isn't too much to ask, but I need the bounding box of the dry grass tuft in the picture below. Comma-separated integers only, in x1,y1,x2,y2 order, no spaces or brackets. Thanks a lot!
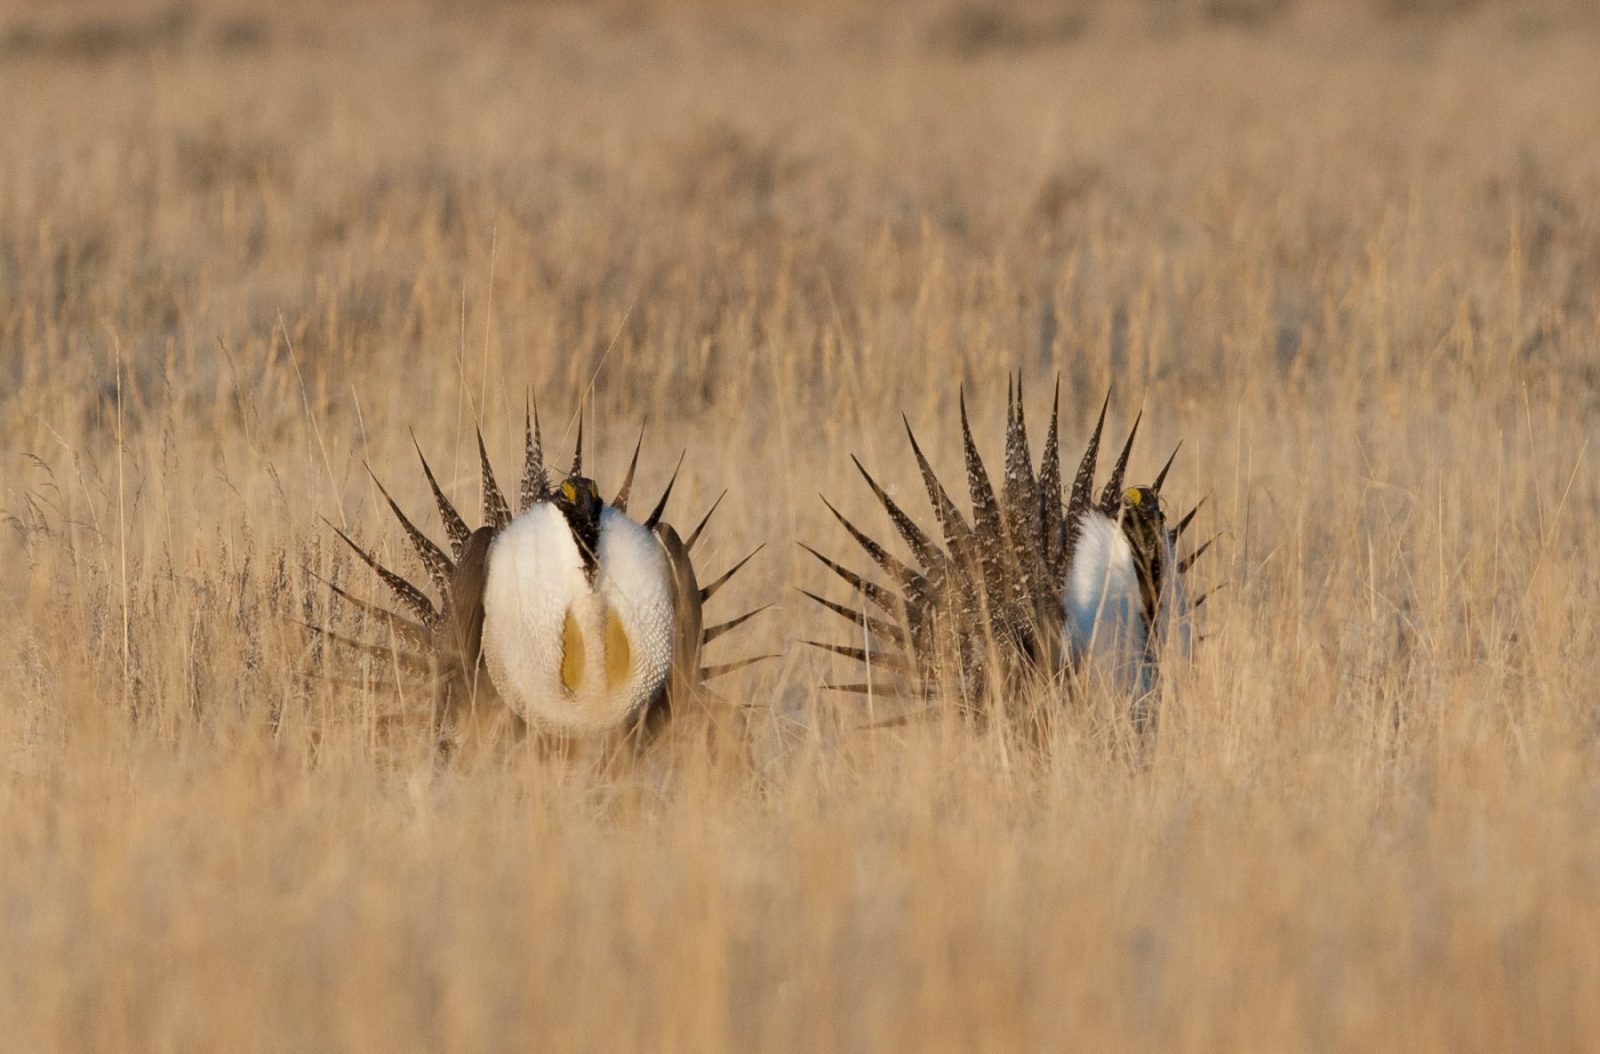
2,0,1599,1048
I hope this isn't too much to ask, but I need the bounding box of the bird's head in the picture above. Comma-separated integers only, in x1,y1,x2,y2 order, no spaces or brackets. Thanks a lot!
1119,485,1167,552
1118,485,1171,630
554,475,605,566
554,475,603,518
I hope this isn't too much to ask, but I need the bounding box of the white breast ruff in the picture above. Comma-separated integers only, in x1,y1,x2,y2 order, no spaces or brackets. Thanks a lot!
594,507,675,718
480,503,674,735
1064,510,1192,694
1064,511,1148,690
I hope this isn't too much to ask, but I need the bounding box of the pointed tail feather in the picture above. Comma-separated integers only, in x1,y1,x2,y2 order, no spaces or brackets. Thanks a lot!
1001,374,1050,607
1191,583,1224,610
850,456,946,574
303,565,429,644
798,543,901,616
959,389,1007,550
569,409,584,478
412,433,471,560
327,521,441,628
821,494,931,599
520,399,547,512
644,451,685,530
366,463,453,599
613,421,647,512
1038,376,1065,576
960,389,1026,630
1152,441,1181,494
1002,373,1039,520
684,491,725,552
823,681,918,700
802,639,916,673
798,589,908,646
699,545,763,603
1098,410,1142,511
1068,391,1110,526
1178,535,1216,575
700,654,779,682
903,414,974,558
297,620,434,675
476,428,511,529
1063,390,1110,574
1172,495,1207,542
702,605,771,645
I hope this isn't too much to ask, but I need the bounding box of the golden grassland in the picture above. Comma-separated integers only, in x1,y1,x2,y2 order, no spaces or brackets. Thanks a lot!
2,0,1599,1048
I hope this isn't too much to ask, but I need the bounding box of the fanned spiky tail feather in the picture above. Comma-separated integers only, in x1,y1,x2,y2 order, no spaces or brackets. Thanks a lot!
803,377,1210,712
305,405,768,750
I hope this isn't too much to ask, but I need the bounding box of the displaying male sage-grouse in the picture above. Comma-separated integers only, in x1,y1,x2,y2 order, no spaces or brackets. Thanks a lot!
311,408,766,748
802,379,1210,714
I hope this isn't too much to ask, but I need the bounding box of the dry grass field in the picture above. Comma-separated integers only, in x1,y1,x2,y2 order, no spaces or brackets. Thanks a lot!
2,0,1599,1048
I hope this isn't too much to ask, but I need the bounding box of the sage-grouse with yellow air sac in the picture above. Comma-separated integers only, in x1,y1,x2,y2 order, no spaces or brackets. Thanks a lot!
802,378,1211,716
309,407,767,750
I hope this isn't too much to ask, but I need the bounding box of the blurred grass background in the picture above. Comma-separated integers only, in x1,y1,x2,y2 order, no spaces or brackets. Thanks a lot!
1,0,1598,1049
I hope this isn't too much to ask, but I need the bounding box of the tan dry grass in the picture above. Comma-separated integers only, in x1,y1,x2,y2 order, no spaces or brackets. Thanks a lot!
2,0,1599,1049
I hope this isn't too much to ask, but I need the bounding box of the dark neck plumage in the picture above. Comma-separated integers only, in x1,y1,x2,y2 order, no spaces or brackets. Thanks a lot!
557,483,603,583
1120,507,1166,634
